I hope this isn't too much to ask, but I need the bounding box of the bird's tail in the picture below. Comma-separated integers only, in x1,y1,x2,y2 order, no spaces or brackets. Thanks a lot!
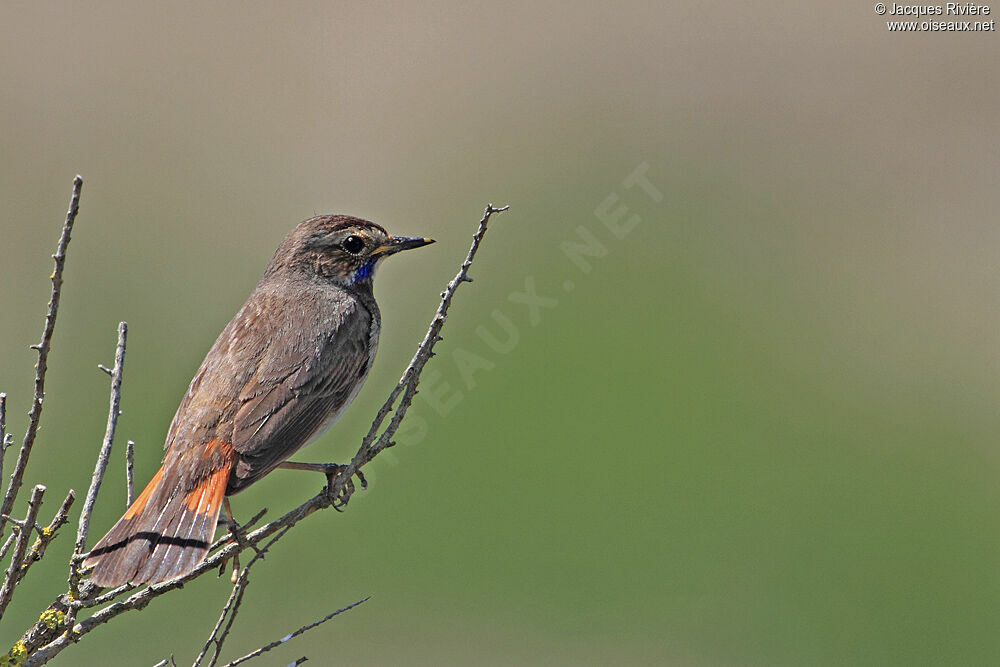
83,462,231,586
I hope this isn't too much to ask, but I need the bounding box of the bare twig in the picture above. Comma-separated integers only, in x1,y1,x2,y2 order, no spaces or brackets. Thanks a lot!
125,440,135,507
0,485,46,620
0,435,12,495
19,203,508,665
15,490,75,584
194,578,250,667
0,393,7,486
221,597,370,667
70,322,127,596
193,526,292,667
76,582,135,609
0,176,83,537
0,531,15,562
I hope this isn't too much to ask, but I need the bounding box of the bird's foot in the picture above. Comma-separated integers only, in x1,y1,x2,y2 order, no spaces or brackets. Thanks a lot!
217,502,266,582
323,464,368,511
220,516,265,558
278,460,367,511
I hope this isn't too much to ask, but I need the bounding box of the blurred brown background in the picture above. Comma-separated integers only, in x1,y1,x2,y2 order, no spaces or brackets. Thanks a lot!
1,2,999,665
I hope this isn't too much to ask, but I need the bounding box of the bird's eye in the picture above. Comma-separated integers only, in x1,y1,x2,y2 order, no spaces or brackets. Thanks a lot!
341,235,365,255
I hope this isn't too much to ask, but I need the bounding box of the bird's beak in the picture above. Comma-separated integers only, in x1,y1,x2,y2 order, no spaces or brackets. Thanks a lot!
373,236,435,257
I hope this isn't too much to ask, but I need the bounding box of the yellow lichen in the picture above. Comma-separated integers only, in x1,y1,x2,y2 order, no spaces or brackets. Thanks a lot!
39,608,64,630
1,640,28,666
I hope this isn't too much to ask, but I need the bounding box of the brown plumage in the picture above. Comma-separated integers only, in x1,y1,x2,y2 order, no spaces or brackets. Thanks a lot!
83,215,433,586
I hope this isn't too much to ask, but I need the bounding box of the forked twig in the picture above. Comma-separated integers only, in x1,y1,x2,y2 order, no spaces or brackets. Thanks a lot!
192,526,292,667
15,490,75,584
0,485,46,620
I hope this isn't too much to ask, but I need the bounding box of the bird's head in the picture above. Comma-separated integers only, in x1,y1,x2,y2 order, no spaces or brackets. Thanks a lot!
266,215,434,287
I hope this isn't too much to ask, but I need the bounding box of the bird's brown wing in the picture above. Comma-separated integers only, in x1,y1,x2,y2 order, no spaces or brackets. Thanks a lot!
225,288,373,493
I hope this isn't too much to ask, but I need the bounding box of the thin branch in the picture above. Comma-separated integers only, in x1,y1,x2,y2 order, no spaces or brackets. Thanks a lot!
16,490,75,584
0,393,7,488
193,526,292,667
0,177,83,538
0,531,15,562
193,577,248,667
20,203,508,665
126,440,136,507
0,435,12,492
0,485,45,620
221,597,370,667
76,582,135,608
70,321,127,596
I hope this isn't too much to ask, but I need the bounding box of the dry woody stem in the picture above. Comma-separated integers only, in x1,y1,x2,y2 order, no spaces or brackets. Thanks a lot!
0,484,46,620
0,393,8,490
0,176,82,537
17,490,75,584
70,321,128,597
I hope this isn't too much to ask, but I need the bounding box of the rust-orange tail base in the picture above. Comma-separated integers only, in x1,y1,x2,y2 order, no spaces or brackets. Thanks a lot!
83,462,231,586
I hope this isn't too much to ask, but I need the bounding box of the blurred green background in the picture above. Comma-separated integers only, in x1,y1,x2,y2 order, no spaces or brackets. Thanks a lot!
2,2,999,665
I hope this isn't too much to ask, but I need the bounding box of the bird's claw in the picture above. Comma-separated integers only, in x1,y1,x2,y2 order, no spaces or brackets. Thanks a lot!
320,465,367,511
216,513,265,582
221,515,265,559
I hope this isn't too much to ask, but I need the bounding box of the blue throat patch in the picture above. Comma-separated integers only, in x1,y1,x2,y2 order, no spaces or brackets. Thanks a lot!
352,258,376,284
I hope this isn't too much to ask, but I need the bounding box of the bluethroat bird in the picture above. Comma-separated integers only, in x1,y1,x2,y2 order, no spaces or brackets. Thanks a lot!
84,216,433,586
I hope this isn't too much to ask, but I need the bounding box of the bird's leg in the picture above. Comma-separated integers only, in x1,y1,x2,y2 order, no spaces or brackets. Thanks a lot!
217,498,264,583
277,461,367,510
